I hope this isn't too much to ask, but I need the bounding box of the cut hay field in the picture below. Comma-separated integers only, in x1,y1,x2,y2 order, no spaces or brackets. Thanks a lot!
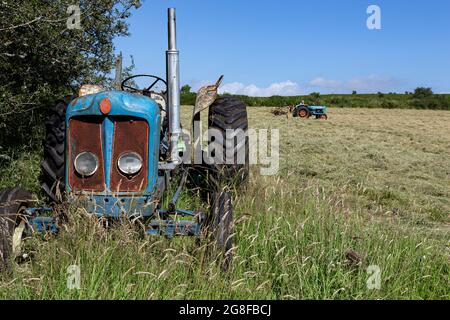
0,107,449,299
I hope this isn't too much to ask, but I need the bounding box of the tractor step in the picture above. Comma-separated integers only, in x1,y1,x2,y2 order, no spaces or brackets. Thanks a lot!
21,207,204,238
25,208,58,234
28,216,58,234
147,220,201,237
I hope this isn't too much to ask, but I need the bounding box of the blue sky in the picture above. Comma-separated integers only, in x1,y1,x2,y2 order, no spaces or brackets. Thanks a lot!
114,0,450,95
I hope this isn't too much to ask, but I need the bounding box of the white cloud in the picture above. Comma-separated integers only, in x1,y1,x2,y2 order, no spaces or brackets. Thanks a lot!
308,75,400,93
347,76,399,91
189,75,402,97
187,79,213,92
219,80,303,97
308,77,342,89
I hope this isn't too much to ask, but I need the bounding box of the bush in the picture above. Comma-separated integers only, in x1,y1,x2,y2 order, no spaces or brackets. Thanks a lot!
413,87,434,99
381,100,395,109
181,92,197,105
412,95,449,110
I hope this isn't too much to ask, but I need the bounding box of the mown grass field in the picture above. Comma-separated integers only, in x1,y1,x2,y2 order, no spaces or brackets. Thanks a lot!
0,106,449,299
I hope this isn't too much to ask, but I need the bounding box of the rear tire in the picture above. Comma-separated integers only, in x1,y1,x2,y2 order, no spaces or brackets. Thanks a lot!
40,96,75,202
208,97,249,188
0,187,32,271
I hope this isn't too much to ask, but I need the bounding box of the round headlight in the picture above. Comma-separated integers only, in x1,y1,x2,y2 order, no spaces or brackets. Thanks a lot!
74,151,98,177
118,152,143,175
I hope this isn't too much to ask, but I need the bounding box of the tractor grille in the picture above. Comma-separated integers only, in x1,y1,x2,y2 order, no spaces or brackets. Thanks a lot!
68,116,149,193
110,117,149,192
68,117,105,191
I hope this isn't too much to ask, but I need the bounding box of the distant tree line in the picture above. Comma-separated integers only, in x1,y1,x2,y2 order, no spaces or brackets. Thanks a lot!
181,87,450,110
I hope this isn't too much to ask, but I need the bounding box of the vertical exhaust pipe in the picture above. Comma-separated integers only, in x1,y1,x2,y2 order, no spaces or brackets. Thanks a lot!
114,52,123,90
167,8,181,165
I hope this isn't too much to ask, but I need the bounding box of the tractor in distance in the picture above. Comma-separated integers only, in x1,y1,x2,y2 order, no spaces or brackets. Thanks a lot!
292,101,328,120
0,8,249,271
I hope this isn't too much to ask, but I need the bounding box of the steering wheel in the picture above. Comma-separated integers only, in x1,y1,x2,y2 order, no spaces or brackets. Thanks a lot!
121,74,167,94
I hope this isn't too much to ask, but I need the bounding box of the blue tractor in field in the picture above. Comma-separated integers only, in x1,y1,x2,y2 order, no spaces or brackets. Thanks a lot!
292,101,328,120
0,8,248,271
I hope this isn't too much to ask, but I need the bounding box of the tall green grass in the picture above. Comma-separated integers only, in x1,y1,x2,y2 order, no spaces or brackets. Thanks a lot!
0,171,448,299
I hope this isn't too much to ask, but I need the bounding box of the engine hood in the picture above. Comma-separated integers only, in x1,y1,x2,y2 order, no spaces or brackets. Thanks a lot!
67,90,160,119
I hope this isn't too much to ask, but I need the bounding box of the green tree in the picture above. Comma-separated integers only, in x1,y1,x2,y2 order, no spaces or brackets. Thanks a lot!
0,0,141,149
352,90,357,95
310,92,320,99
413,87,434,99
181,85,191,94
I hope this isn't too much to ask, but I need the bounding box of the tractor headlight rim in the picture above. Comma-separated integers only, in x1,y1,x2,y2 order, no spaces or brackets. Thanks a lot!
117,152,143,176
74,151,99,177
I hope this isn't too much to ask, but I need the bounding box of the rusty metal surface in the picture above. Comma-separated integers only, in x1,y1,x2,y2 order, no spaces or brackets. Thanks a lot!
68,118,105,191
111,118,149,192
190,76,224,162
192,75,223,122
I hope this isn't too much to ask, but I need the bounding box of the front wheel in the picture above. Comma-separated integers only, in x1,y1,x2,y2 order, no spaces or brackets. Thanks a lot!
0,187,32,271
206,191,234,271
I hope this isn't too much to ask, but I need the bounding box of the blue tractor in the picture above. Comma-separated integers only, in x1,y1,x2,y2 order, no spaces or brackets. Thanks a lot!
0,8,249,271
292,102,328,120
